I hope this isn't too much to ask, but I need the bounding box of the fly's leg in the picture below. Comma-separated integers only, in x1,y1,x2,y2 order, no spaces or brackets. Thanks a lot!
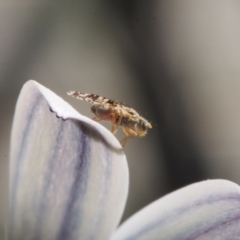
92,117,101,121
120,126,137,148
112,126,119,135
92,113,120,135
111,108,125,135
112,112,123,135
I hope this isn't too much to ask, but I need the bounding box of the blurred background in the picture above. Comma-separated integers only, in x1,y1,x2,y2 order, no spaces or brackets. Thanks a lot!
1,0,240,237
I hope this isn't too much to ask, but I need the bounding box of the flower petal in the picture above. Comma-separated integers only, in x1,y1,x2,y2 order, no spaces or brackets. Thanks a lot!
111,180,240,240
9,80,128,240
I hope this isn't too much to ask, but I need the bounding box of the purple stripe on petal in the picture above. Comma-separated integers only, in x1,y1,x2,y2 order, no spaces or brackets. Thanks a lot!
111,180,240,240
9,81,128,240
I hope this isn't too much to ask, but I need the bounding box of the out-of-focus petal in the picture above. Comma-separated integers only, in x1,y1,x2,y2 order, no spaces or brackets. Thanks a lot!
111,180,240,240
9,80,128,240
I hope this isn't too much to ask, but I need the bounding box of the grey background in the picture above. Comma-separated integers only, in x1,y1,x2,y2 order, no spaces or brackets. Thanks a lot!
1,0,240,238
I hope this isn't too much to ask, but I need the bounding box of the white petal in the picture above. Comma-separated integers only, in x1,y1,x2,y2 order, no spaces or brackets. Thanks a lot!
9,80,129,240
111,180,240,240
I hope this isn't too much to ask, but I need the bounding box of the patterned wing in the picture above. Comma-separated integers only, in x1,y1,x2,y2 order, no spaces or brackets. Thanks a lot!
68,92,123,106
67,91,140,120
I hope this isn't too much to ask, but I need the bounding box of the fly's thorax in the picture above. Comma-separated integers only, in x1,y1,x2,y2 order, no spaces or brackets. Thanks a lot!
135,117,152,137
121,116,137,127
124,107,139,119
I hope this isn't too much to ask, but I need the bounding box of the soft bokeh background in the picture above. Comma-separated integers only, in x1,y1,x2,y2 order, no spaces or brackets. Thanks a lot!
1,0,240,238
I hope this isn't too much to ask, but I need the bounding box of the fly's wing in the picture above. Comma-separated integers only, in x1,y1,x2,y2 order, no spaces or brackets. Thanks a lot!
68,92,124,106
67,92,108,105
67,91,140,120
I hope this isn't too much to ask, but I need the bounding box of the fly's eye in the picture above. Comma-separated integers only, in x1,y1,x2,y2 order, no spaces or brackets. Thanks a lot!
140,122,147,131
145,121,150,127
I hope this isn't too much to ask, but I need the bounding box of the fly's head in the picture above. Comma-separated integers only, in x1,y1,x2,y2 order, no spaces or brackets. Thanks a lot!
135,117,152,137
